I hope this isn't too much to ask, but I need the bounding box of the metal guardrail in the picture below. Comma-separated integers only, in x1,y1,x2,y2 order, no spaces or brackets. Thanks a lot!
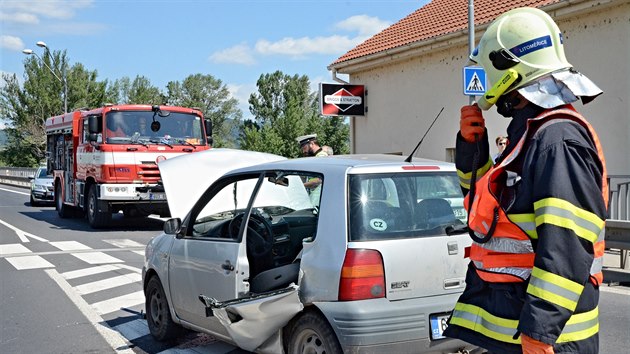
0,166,37,188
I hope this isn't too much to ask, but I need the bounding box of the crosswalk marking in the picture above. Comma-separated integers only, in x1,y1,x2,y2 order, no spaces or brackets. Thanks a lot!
50,240,91,251
62,264,120,280
104,239,146,248
0,243,31,255
6,255,54,270
76,273,142,295
71,251,123,264
92,290,145,316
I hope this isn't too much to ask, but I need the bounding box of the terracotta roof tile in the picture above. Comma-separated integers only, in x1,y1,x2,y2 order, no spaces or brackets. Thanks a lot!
331,0,563,66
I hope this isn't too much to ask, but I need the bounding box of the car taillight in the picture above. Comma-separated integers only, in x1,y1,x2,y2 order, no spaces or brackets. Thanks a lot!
339,249,385,301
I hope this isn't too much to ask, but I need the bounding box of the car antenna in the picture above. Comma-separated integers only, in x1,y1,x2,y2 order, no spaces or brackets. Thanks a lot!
404,106,445,163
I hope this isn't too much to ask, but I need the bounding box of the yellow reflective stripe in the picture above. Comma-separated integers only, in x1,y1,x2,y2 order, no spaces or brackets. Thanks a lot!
534,198,605,244
508,213,538,239
457,159,492,189
558,307,599,343
449,302,520,344
527,267,583,311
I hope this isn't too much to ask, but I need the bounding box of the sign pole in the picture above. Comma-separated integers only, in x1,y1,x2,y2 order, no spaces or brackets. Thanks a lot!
468,0,475,105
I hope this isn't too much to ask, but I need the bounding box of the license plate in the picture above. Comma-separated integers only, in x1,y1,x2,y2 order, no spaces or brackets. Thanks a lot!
453,208,467,219
430,313,450,340
149,193,165,200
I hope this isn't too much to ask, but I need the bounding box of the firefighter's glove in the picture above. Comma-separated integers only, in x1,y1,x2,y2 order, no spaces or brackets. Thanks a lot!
460,104,485,143
521,334,554,354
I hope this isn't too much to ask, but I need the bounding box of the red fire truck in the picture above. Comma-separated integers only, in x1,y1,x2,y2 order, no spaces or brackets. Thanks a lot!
46,104,212,228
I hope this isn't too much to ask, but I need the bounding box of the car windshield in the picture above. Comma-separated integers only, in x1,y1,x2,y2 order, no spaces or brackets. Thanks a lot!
37,167,48,178
348,172,467,241
104,110,205,145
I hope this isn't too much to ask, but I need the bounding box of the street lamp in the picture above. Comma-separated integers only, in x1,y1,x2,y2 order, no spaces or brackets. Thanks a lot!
22,41,68,114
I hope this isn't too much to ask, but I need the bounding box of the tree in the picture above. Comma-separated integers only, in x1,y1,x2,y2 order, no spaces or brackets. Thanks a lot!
166,74,242,148
241,70,349,158
0,49,105,166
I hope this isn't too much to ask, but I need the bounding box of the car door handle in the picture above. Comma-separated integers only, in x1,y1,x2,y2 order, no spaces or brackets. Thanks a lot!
221,261,234,271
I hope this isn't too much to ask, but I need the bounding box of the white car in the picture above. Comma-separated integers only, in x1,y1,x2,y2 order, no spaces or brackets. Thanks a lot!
29,166,54,206
143,148,475,353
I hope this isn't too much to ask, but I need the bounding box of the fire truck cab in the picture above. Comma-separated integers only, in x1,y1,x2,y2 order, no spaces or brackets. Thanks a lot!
46,104,212,228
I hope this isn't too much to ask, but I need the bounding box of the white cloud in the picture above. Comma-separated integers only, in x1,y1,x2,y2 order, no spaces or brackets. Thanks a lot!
0,0,93,20
213,14,390,64
0,35,24,51
0,12,39,25
255,35,358,58
210,44,256,65
335,15,391,37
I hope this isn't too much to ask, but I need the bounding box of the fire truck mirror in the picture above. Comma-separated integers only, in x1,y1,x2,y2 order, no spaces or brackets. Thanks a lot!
205,119,213,138
88,115,101,134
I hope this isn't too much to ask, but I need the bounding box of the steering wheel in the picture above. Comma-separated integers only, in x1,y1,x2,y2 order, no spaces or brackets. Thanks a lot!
228,211,274,258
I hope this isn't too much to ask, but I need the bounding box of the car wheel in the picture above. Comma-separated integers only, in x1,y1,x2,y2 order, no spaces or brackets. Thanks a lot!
55,181,69,218
30,194,40,207
287,312,342,354
146,276,182,341
87,184,111,228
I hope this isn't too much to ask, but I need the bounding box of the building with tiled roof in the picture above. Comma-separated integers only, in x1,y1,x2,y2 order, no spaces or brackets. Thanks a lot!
327,0,629,177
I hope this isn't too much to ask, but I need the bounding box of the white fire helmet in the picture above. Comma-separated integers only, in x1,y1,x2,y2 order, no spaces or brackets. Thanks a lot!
470,7,602,110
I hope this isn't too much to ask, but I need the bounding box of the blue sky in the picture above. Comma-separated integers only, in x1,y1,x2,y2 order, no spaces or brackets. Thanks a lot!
0,0,430,126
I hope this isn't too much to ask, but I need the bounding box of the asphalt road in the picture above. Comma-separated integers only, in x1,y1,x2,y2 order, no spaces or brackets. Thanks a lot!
1,184,628,354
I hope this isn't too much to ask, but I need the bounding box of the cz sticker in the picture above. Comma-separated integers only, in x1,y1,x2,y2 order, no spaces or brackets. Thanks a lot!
369,218,387,231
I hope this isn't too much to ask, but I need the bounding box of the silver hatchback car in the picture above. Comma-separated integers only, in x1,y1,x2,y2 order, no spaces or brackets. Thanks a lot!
143,149,475,354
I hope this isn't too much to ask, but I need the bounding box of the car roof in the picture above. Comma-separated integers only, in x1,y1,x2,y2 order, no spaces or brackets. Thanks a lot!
226,154,456,175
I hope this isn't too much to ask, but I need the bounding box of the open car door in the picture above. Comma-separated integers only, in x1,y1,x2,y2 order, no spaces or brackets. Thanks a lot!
196,171,318,353
199,285,303,353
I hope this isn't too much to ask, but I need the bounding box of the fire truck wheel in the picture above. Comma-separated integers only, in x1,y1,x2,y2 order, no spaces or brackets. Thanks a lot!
55,181,70,218
87,184,111,228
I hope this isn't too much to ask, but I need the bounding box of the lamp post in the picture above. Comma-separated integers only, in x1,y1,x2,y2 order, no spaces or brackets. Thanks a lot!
22,41,68,114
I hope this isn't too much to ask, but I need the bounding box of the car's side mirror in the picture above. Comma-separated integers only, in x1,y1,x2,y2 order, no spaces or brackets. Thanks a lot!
28,175,34,180
164,218,183,236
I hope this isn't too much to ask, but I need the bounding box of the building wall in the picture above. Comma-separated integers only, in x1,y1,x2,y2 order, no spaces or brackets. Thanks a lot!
347,2,629,175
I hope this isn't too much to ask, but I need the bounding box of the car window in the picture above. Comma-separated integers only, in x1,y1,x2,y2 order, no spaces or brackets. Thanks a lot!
192,176,260,239
248,171,320,268
349,172,466,241
37,168,48,178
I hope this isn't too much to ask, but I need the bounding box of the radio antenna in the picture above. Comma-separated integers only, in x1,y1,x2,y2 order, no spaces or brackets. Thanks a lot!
405,107,445,163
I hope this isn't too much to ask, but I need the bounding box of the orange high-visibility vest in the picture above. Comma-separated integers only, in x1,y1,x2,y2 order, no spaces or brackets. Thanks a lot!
465,107,608,284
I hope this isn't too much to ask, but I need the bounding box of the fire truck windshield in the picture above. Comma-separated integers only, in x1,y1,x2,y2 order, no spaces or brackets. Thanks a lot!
104,111,205,146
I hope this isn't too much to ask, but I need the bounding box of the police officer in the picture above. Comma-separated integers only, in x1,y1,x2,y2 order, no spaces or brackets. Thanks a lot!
296,134,328,157
444,7,607,354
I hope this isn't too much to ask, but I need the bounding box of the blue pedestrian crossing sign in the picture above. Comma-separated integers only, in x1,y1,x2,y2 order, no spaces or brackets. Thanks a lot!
463,67,486,96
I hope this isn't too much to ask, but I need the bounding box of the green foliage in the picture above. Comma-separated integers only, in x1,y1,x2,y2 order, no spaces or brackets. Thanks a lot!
242,70,349,158
166,74,242,148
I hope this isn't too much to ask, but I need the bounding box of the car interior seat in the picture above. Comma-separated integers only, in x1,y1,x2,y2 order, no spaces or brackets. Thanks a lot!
249,262,300,294
415,198,458,230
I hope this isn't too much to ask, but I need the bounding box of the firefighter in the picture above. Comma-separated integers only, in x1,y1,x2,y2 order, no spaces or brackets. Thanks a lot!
444,7,607,354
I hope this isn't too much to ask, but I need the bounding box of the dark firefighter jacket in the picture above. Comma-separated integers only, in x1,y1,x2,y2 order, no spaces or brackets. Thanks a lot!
443,104,608,354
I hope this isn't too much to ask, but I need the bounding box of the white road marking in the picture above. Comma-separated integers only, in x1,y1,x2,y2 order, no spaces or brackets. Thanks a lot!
0,218,49,242
62,265,120,280
50,240,91,251
75,273,142,295
6,255,54,270
113,318,150,341
72,251,123,264
92,291,145,316
45,269,136,354
115,264,142,273
0,243,31,256
104,239,146,248
50,241,123,264
0,187,29,196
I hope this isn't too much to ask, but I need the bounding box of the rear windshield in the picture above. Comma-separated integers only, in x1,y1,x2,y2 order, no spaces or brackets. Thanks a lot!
348,172,467,241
